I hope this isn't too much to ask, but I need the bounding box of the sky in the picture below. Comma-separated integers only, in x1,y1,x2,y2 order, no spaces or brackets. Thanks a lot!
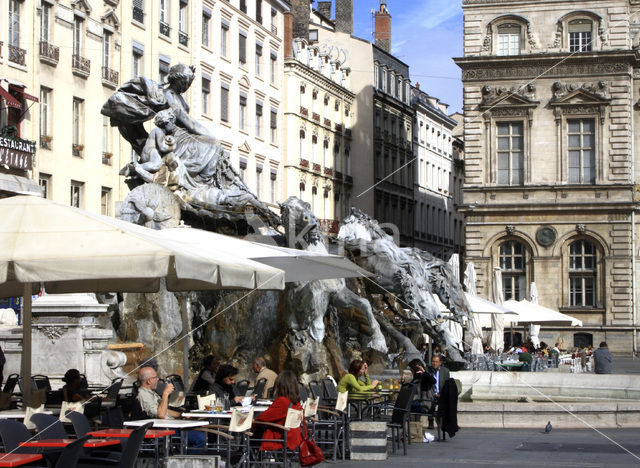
316,0,464,113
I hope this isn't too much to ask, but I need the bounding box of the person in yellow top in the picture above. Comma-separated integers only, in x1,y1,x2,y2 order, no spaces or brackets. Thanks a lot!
337,360,380,397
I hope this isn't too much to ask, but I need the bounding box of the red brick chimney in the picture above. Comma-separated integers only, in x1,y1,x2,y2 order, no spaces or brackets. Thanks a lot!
284,12,293,58
374,0,391,53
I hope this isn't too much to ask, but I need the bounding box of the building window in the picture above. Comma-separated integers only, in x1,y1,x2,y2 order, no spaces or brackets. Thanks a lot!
132,44,143,78
202,9,211,47
39,173,51,199
239,158,247,182
70,181,83,208
40,1,51,42
270,51,277,84
299,130,306,158
255,102,263,137
239,93,247,130
9,0,20,48
221,20,229,57
102,115,111,157
382,68,387,92
102,31,111,69
255,42,262,75
72,97,84,156
345,146,351,175
568,118,595,184
270,107,277,144
220,84,229,122
569,19,592,52
255,0,263,23
497,23,521,56
311,134,318,163
256,165,263,198
73,16,83,56
202,76,210,115
159,57,170,83
500,240,526,300
178,0,188,45
39,87,51,143
270,170,277,204
497,121,523,185
101,187,111,216
159,0,170,36
240,0,247,13
309,29,318,42
569,239,597,307
239,32,247,65
133,0,144,23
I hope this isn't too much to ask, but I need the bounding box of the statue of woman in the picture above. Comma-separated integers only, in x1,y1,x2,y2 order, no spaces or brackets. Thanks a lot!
102,64,279,226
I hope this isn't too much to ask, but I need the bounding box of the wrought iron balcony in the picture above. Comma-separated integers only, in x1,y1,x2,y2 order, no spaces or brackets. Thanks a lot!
0,41,3,59
271,24,278,35
8,44,26,66
39,41,59,66
40,136,52,150
102,152,113,165
335,171,343,180
299,158,309,168
102,66,119,88
312,112,320,122
300,106,308,117
313,163,321,173
159,21,171,37
72,144,84,157
324,167,333,177
72,54,90,77
334,123,343,133
323,118,331,127
132,6,144,23
179,31,189,47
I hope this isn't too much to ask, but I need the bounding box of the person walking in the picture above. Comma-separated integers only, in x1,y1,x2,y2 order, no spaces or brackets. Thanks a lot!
593,341,612,374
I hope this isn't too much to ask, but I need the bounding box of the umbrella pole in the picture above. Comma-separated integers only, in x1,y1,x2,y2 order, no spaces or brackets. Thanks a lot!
21,283,32,408
181,297,190,389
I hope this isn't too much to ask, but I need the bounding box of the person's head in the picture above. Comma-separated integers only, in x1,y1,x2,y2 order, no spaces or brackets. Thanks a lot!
599,341,608,348
408,358,426,377
431,354,443,371
273,370,300,404
215,364,238,386
167,63,196,92
253,357,267,374
554,343,559,348
63,369,82,387
138,366,160,390
154,109,177,129
202,355,219,372
348,359,366,377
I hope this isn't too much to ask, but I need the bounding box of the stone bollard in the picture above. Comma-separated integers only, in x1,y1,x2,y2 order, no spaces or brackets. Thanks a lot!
349,421,388,460
164,455,221,468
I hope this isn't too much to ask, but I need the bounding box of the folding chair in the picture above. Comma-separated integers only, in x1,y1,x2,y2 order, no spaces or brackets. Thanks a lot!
197,407,255,466
386,383,416,455
236,379,250,397
253,378,267,398
248,406,303,468
31,413,68,439
196,393,217,410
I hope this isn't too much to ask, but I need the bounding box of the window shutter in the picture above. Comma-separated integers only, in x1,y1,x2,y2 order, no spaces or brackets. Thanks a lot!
256,102,263,116
256,43,263,56
202,77,210,93
221,84,229,121
270,108,277,129
239,32,247,63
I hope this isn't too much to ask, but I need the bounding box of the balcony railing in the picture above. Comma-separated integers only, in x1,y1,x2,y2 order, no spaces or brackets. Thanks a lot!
132,6,144,23
102,152,113,165
40,136,52,150
179,31,189,47
334,123,343,133
319,219,339,234
312,112,320,122
323,118,331,127
271,24,278,35
299,158,309,168
324,167,333,177
159,21,171,37
102,66,119,88
8,44,26,66
72,144,84,157
300,106,308,117
39,41,59,66
72,54,90,77
312,163,321,173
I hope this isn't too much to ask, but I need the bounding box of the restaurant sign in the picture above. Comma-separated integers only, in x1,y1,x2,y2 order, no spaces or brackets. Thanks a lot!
0,136,35,170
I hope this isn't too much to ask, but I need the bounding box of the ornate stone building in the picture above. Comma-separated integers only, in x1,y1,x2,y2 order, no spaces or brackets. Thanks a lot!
455,0,640,353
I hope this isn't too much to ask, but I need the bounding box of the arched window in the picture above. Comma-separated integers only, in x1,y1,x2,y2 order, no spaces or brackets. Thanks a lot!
569,239,597,307
311,134,318,163
499,240,526,300
497,23,521,56
568,19,592,52
299,130,306,159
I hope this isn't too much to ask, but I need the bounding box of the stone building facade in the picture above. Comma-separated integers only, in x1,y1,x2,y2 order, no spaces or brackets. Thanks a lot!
455,0,640,353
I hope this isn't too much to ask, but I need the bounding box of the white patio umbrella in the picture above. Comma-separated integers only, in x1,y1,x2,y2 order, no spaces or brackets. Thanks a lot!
488,267,505,352
529,282,541,348
463,262,484,355
0,196,287,403
445,254,464,351
503,299,583,327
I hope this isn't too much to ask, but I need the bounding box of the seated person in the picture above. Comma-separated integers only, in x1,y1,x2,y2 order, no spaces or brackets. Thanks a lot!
191,355,218,394
136,367,205,449
252,370,303,451
407,358,436,414
252,357,277,399
211,364,244,406
336,360,379,397
62,369,91,402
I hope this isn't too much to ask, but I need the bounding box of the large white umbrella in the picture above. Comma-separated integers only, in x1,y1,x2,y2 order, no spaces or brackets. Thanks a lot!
529,282,541,348
0,196,287,403
503,299,583,326
463,262,484,355
445,254,464,351
489,267,505,352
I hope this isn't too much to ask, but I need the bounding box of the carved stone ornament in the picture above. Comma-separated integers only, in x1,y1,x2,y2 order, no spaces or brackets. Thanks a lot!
482,24,492,51
551,21,563,48
576,224,587,234
536,226,557,247
505,225,516,235
40,326,68,342
526,23,538,49
551,81,610,102
461,62,629,82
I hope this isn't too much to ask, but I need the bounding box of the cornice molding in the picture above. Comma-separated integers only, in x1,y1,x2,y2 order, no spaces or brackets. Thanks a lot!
459,61,631,82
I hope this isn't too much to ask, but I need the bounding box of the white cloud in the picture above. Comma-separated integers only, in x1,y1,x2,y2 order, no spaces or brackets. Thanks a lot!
391,39,407,55
397,0,462,31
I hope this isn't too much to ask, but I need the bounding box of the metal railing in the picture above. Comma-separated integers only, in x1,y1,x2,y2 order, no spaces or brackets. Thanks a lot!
159,21,171,37
132,6,144,23
102,66,119,87
39,41,59,65
8,44,26,66
179,31,189,47
72,54,91,75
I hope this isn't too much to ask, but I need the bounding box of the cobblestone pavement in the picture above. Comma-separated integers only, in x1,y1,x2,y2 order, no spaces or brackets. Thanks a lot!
611,355,640,375
331,428,640,468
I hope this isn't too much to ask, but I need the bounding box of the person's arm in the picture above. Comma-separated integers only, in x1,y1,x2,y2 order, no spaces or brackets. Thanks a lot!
157,383,174,419
344,374,375,392
255,397,287,423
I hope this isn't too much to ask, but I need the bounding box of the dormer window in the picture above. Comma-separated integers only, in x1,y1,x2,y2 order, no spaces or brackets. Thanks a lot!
497,23,521,56
569,19,592,52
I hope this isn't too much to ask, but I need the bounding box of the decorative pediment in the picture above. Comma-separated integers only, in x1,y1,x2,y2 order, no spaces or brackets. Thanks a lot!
479,84,539,110
238,141,251,154
71,0,92,14
101,9,120,29
238,75,251,89
550,81,611,105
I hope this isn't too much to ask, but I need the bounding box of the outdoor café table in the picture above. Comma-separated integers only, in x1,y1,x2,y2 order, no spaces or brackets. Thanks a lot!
0,410,53,419
0,453,43,467
89,428,175,468
124,419,208,456
181,406,271,419
20,438,120,449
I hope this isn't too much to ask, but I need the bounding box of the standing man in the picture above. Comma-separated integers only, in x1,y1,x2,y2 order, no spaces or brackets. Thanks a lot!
593,342,613,374
426,355,450,429
253,357,277,398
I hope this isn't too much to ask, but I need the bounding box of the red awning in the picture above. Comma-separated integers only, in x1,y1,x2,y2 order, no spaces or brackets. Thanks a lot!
0,86,22,109
9,85,39,103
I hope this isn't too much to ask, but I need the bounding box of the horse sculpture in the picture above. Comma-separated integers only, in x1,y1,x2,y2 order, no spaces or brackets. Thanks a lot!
338,208,470,363
280,197,387,379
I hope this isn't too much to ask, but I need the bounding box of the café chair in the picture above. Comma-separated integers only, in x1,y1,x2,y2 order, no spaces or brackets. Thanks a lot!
236,379,250,397
196,393,217,411
248,406,303,468
252,378,267,398
385,383,416,456
197,407,255,466
54,435,91,468
77,421,153,468
66,411,122,460
31,413,68,439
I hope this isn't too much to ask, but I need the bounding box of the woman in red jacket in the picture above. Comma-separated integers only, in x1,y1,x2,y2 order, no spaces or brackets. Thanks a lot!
253,369,303,451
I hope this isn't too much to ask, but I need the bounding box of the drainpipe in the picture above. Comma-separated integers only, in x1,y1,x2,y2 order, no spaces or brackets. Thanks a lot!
631,80,637,359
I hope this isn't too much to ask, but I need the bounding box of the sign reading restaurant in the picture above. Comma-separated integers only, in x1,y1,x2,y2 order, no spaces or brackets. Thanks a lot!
0,136,35,170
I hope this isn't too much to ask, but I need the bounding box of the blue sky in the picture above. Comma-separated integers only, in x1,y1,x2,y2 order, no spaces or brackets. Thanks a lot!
316,1,464,113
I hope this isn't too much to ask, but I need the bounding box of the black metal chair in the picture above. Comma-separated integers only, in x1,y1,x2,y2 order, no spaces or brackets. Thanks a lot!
252,378,267,398
102,406,125,429
299,383,308,403
105,378,123,401
236,379,250,397
2,373,19,394
386,383,417,455
0,419,41,454
165,374,185,392
247,407,303,468
67,411,123,460
30,413,68,439
54,435,91,468
31,375,52,392
77,421,153,468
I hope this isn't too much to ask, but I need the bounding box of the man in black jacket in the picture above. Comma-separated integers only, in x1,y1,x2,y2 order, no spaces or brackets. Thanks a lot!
426,354,450,429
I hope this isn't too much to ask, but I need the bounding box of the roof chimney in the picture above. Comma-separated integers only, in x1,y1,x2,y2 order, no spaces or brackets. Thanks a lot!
317,1,332,20
291,0,310,40
335,0,353,35
284,12,294,58
374,0,391,52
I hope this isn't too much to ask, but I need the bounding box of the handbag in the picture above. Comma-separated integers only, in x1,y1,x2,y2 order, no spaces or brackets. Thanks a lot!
298,419,324,467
